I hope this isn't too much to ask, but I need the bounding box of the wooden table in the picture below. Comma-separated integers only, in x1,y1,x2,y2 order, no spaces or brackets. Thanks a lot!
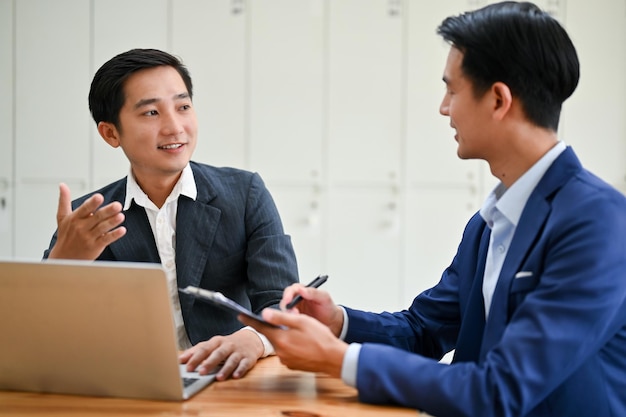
0,357,423,416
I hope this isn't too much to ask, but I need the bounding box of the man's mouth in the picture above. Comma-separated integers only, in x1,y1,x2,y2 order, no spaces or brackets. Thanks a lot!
158,143,183,150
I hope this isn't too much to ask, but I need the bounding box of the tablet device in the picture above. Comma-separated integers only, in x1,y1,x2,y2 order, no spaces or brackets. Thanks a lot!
179,286,281,328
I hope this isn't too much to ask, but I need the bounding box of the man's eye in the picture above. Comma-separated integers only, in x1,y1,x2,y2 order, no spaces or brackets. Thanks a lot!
144,110,158,116
180,104,191,111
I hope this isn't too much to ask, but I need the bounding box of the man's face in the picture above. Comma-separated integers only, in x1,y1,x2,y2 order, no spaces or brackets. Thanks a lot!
439,47,493,161
104,65,198,187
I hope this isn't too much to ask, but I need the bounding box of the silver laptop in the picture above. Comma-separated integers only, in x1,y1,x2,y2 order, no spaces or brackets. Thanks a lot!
0,259,216,401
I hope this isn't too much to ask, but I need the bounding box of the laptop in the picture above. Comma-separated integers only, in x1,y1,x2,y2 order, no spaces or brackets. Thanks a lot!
0,259,216,401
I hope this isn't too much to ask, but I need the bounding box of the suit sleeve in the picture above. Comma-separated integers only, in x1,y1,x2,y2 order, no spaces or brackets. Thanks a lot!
243,172,299,312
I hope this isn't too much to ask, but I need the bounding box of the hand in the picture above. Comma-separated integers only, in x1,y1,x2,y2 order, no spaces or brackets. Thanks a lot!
179,328,265,380
240,309,348,377
280,284,344,337
48,183,126,260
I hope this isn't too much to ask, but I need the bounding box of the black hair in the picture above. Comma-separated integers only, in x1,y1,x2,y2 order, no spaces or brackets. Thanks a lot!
437,1,579,130
88,48,193,129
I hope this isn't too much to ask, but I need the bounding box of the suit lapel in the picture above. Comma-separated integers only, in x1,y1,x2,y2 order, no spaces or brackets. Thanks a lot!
109,194,161,263
453,224,490,363
478,176,557,361
175,165,222,314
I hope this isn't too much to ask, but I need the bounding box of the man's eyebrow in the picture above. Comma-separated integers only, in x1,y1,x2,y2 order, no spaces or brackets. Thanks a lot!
134,98,159,110
133,92,190,110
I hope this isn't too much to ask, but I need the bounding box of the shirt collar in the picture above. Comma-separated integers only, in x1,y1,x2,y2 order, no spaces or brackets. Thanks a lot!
123,163,197,211
480,141,566,227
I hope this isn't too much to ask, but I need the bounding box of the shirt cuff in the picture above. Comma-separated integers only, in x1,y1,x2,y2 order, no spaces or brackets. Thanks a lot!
242,326,275,357
341,342,361,388
338,305,349,340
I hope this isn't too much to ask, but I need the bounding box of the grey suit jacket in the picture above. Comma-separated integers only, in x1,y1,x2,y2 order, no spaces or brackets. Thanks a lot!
44,162,299,344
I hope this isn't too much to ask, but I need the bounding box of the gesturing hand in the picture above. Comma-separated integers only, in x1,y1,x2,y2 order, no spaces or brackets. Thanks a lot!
48,183,127,260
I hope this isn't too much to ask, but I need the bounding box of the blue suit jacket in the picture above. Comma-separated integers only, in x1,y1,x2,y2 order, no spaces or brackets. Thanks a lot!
44,162,299,344
345,148,626,416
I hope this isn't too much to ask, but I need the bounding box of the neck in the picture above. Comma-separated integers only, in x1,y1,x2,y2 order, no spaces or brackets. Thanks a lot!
489,127,559,188
133,171,182,209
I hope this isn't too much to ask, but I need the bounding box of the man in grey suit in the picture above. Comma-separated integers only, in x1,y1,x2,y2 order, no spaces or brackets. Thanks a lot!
44,48,299,381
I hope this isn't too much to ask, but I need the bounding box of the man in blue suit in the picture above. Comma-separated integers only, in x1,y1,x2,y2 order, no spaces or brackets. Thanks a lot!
43,49,299,381
241,2,626,416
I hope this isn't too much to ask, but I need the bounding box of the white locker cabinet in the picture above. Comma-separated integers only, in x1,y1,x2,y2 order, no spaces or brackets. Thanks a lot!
405,0,483,186
327,0,404,184
14,0,90,181
403,186,480,307
560,0,626,193
246,0,326,286
268,183,325,283
327,185,403,312
0,0,13,257
172,0,247,171
248,0,325,184
91,0,169,188
14,0,91,259
402,0,488,305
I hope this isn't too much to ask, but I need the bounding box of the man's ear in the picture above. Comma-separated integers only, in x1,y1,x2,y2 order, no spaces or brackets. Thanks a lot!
491,82,513,121
97,121,121,148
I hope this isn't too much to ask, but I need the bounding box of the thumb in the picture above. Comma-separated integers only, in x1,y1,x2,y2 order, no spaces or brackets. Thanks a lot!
56,183,72,224
263,308,305,329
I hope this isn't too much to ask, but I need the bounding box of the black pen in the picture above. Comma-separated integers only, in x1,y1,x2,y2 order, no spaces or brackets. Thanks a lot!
285,274,328,309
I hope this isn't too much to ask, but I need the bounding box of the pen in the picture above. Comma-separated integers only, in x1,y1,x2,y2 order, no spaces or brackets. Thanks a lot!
285,274,328,309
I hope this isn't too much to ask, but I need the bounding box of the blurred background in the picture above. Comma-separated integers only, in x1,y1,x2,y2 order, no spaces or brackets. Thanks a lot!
1,0,624,312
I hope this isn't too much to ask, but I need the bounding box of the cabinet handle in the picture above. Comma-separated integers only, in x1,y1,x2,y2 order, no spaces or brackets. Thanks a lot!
231,0,244,15
388,0,401,17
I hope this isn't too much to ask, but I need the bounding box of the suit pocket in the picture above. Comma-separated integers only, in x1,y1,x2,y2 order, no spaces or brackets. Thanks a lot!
510,275,538,294
508,274,539,318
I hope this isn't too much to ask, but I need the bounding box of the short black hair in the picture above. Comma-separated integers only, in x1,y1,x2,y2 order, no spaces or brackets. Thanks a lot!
437,1,579,130
88,48,193,129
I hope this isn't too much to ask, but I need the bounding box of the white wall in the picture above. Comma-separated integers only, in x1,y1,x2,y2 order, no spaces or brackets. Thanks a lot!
1,0,625,312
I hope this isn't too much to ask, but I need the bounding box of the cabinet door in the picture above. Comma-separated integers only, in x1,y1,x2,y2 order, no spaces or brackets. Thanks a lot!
0,0,13,257
561,0,626,193
403,186,478,306
327,0,404,184
267,184,325,281
15,0,91,182
405,0,483,187
15,182,85,259
248,0,325,183
172,0,246,170
91,0,169,188
327,186,402,312
14,0,91,259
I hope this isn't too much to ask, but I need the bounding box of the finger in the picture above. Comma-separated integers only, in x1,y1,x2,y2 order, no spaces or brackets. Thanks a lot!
95,224,127,246
65,193,106,223
214,353,242,380
280,284,307,309
244,308,302,332
178,348,193,363
231,357,255,379
238,313,281,335
196,343,231,375
56,183,72,224
90,208,126,236
183,340,218,371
